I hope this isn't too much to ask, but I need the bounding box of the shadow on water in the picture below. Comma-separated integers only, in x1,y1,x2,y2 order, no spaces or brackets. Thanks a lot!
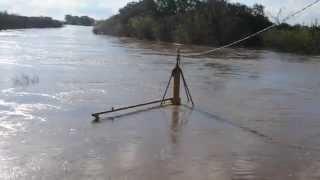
183,105,320,152
182,105,273,141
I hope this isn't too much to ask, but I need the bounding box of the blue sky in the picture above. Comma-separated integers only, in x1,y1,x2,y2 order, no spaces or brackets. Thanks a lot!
0,0,319,24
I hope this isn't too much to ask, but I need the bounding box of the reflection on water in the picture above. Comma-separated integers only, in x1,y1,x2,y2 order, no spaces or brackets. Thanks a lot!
170,106,192,145
1,26,320,179
170,107,181,145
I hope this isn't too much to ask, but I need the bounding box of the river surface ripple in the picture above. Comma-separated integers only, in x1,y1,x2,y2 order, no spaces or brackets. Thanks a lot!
1,26,320,180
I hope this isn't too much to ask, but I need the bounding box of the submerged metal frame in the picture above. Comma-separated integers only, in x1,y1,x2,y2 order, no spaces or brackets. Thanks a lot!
160,49,194,106
92,49,194,121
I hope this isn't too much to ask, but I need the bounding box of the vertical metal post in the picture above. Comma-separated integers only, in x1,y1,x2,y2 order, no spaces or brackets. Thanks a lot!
172,67,181,105
172,49,181,105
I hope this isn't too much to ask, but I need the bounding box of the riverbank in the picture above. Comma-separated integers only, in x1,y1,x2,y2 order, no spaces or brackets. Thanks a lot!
0,12,63,30
94,0,320,55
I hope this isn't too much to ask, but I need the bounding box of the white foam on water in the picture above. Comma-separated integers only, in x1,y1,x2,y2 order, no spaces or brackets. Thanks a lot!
0,99,60,136
54,89,107,103
0,114,25,137
1,88,15,94
1,88,107,103
0,61,33,68
0,99,60,123
1,88,59,101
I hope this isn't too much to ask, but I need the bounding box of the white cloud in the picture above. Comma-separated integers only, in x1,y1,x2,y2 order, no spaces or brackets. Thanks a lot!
0,0,134,20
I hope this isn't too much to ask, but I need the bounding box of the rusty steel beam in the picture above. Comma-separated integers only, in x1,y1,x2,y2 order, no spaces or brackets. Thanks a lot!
92,98,173,118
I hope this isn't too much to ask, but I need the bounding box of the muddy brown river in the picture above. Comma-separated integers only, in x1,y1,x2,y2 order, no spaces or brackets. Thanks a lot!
1,26,320,180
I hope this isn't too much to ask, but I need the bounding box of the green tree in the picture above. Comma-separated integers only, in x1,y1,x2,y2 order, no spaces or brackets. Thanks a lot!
93,0,320,54
156,0,200,14
156,0,177,15
252,4,265,16
129,16,156,39
65,15,95,26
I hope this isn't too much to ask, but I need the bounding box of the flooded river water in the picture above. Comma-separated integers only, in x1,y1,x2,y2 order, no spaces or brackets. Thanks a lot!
1,26,320,180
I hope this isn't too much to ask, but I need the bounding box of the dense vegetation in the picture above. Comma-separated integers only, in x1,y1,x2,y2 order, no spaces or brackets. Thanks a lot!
264,23,320,54
65,15,95,26
94,0,320,54
0,11,63,30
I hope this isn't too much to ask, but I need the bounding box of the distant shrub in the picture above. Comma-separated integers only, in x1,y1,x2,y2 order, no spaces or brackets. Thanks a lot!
65,15,95,26
263,24,320,54
0,11,63,30
94,15,123,35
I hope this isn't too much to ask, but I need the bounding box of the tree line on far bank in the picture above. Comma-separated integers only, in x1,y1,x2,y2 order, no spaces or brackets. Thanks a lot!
94,0,320,54
0,11,63,30
0,12,96,31
65,15,95,26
